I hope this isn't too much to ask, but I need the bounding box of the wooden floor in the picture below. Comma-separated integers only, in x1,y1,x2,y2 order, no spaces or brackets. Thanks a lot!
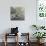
0,42,46,46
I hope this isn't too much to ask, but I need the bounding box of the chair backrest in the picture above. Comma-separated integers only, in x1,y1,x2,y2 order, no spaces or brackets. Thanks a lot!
18,33,29,42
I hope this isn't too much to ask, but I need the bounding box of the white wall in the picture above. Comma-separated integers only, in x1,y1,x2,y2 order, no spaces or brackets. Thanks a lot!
0,0,37,42
0,0,36,34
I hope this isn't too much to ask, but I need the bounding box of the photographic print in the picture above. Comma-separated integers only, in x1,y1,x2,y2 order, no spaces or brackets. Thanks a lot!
10,7,25,20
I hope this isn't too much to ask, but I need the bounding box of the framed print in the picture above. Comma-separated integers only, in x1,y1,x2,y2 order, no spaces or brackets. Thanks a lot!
37,0,46,18
10,7,25,20
36,0,46,26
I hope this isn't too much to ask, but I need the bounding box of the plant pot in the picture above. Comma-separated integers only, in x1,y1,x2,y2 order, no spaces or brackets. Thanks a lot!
37,39,40,43
40,38,45,43
37,39,45,44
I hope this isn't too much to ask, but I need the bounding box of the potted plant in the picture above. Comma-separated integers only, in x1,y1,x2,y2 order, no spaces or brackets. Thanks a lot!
33,32,46,43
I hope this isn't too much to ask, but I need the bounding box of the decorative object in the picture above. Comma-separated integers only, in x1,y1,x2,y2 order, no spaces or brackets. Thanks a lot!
36,0,46,31
11,27,18,34
37,0,46,18
10,6,25,20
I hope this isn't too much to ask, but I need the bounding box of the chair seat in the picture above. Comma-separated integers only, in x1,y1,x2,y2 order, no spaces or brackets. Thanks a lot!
6,33,17,36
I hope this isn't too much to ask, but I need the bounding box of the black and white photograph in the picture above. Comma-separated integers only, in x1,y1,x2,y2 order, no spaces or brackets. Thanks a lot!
10,7,25,20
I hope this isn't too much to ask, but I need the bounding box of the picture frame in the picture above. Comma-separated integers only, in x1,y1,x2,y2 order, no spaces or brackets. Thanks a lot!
10,6,25,20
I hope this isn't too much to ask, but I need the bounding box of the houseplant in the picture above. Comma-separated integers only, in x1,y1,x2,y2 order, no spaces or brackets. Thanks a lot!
33,32,46,43
32,25,46,43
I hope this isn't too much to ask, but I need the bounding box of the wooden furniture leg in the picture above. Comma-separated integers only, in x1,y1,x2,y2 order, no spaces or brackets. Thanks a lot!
4,33,7,46
16,33,18,46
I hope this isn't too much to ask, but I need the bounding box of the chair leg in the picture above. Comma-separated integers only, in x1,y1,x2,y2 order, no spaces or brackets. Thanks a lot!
4,41,7,46
4,33,7,46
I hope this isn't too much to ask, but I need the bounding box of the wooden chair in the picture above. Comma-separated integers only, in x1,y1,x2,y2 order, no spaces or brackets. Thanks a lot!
18,33,30,46
4,33,18,46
